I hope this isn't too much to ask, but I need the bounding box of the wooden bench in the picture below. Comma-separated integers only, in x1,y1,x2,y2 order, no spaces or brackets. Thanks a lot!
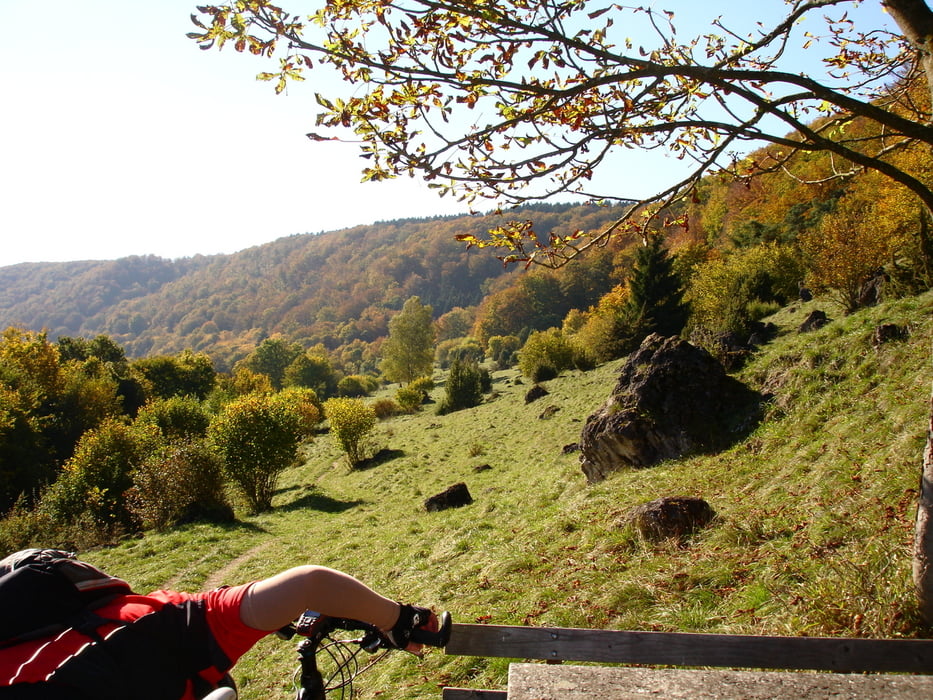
441,623,933,699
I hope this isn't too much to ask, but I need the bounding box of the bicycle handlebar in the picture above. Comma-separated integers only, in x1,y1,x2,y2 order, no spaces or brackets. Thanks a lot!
279,609,452,699
410,611,452,648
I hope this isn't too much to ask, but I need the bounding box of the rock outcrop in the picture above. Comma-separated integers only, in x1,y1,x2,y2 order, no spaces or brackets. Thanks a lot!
579,334,761,483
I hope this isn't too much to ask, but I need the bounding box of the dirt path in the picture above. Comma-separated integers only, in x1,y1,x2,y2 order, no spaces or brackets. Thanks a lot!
202,541,273,590
161,541,272,591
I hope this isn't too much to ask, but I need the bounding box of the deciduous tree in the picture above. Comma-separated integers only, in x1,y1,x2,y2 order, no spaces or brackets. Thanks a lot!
131,350,217,400
239,337,303,391
191,0,933,264
800,194,907,311
284,351,340,397
379,296,435,384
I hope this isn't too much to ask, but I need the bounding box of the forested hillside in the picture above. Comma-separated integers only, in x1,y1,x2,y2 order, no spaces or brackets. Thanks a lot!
0,202,631,370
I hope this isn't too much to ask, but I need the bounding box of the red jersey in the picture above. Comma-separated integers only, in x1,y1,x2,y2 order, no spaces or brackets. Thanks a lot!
0,583,268,699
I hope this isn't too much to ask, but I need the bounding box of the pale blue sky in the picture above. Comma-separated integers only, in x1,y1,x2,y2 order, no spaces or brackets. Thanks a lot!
0,1,896,266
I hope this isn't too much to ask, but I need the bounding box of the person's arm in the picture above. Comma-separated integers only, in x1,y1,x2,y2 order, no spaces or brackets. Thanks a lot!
239,565,399,632
238,565,435,651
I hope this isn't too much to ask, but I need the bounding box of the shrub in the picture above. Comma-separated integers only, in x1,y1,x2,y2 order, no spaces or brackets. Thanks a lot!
41,418,159,530
435,338,461,369
530,364,558,383
687,242,802,338
134,396,211,441
285,353,340,398
270,387,323,438
208,393,303,512
571,344,597,371
337,375,370,397
479,366,493,393
127,439,233,530
801,197,906,312
438,358,485,415
324,397,377,467
230,367,274,396
371,398,402,420
448,340,484,365
395,385,425,413
408,375,435,396
570,284,639,362
0,496,60,552
130,350,216,400
518,328,575,380
487,335,521,368
0,501,121,553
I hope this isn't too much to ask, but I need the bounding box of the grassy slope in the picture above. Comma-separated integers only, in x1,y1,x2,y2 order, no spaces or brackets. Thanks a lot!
85,291,933,699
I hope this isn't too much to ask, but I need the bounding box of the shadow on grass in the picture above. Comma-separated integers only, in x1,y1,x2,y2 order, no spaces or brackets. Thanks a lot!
276,487,366,514
354,448,406,471
176,518,269,535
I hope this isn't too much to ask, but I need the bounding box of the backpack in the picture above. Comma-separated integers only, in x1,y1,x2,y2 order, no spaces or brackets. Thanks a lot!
0,549,234,699
0,548,133,646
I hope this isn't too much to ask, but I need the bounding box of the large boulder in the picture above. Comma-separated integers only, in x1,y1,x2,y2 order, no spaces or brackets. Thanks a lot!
579,334,761,483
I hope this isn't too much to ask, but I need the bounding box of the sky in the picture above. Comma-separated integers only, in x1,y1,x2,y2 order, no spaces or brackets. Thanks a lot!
0,1,897,267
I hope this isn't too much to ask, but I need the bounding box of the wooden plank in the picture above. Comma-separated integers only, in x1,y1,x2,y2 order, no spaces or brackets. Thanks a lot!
445,624,933,674
507,664,933,700
441,688,508,700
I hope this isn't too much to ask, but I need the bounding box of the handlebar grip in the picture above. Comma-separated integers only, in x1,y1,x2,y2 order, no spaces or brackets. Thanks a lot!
409,611,452,647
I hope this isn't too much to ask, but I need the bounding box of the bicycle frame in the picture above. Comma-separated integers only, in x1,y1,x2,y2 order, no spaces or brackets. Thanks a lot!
288,612,387,700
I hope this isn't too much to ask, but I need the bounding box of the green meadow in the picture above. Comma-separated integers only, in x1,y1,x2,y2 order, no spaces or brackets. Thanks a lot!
85,291,933,699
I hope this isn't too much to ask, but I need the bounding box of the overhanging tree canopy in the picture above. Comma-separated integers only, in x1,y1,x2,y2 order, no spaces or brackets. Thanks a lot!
191,0,932,265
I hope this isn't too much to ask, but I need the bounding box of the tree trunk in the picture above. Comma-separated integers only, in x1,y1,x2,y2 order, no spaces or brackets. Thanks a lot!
914,386,933,623
882,0,933,104
881,0,933,627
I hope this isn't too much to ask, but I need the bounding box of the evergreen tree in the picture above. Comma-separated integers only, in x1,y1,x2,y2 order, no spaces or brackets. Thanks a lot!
438,358,485,415
379,296,435,385
624,234,689,344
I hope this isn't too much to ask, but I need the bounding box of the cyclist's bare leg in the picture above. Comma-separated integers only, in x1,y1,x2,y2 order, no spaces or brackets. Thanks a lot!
239,566,400,633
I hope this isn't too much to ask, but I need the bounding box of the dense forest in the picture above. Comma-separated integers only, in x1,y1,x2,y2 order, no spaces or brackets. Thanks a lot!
0,202,633,371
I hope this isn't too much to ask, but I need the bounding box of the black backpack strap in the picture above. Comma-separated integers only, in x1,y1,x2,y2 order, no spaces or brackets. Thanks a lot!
0,681,94,699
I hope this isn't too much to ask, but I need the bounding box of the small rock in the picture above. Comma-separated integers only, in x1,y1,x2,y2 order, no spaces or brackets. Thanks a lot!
623,496,716,542
799,310,829,333
525,384,549,404
424,482,473,512
873,323,909,346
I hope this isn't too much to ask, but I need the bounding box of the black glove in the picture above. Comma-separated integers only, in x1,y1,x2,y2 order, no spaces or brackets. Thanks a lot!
384,603,433,650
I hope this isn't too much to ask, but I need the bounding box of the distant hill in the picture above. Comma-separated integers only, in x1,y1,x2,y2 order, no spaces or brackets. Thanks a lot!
0,202,632,369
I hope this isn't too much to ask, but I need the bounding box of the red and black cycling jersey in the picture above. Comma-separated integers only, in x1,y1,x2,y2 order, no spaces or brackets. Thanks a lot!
0,584,267,700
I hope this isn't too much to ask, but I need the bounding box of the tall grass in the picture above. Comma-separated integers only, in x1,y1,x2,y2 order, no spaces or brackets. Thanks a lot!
83,291,933,698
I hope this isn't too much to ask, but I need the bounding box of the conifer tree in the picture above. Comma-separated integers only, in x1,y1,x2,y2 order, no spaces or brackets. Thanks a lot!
624,234,689,344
